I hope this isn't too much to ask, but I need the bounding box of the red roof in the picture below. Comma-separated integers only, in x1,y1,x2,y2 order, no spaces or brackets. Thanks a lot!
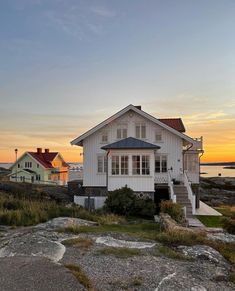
158,118,185,132
28,152,68,169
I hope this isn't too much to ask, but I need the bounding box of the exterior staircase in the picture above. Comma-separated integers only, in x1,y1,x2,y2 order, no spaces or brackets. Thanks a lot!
173,185,193,218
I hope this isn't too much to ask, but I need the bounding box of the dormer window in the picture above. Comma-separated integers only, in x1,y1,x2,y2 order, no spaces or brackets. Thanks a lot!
117,125,127,139
155,131,162,142
135,123,146,139
101,130,108,143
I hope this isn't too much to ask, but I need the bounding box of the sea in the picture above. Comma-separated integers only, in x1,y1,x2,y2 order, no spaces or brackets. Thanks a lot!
1,163,235,179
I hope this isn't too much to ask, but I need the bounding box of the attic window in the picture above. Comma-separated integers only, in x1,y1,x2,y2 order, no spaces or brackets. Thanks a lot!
101,131,108,143
155,131,162,142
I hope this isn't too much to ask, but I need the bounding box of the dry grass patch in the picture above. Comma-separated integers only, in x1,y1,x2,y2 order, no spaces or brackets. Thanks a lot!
96,247,142,258
65,264,93,290
156,245,192,261
62,237,93,250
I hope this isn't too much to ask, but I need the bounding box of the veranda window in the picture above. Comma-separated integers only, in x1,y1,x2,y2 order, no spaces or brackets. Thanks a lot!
132,155,141,175
121,156,128,175
111,156,119,175
142,155,150,175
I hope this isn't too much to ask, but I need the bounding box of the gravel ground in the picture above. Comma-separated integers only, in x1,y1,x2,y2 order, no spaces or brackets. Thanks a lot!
61,234,235,291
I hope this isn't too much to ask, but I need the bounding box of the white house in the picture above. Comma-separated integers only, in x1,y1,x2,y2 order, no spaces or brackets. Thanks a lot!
71,105,203,216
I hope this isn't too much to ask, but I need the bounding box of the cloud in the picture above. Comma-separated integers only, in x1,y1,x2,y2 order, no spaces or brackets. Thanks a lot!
90,6,116,18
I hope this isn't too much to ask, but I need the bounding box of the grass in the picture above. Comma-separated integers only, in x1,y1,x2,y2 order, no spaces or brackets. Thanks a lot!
96,247,141,258
64,264,93,290
156,245,192,261
58,222,160,240
62,237,93,250
196,215,224,228
0,191,124,226
215,205,235,218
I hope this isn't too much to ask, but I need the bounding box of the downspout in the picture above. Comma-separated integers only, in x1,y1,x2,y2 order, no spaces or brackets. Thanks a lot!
106,150,110,193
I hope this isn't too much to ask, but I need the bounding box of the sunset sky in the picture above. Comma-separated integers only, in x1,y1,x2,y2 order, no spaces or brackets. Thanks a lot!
1,0,235,163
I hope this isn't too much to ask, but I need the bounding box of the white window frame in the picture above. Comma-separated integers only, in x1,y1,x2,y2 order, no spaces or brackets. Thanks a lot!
155,130,163,142
101,130,108,144
111,156,120,175
97,155,107,174
120,155,129,175
155,154,168,173
135,123,146,139
116,124,127,139
132,155,150,176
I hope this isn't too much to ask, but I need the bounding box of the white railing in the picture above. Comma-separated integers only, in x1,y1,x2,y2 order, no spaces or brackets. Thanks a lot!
183,171,195,215
167,170,176,203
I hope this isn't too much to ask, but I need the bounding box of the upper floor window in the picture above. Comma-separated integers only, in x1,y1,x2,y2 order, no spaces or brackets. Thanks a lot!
155,155,167,173
25,162,32,168
117,127,127,139
37,164,39,168
101,130,108,143
155,131,162,142
97,155,107,174
18,164,20,168
135,123,146,139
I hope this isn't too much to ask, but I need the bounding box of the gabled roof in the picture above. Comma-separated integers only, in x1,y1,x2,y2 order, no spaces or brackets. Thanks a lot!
10,151,69,170
158,118,185,133
101,137,161,150
28,152,58,169
71,104,196,146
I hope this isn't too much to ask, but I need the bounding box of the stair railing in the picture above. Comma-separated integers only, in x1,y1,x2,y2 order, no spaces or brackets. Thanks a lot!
183,171,195,215
167,170,176,203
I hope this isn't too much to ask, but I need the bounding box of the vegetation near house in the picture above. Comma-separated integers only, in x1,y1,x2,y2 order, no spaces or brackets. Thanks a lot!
104,186,155,218
160,200,185,224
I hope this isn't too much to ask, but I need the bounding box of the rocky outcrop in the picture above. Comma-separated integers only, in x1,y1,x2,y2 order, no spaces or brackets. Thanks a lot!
200,177,235,206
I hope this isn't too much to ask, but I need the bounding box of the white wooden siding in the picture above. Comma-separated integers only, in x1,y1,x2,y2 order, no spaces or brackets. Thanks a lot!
82,110,198,188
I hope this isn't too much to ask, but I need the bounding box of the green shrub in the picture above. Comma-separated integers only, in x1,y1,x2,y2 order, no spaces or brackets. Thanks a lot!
222,217,235,234
160,200,185,223
104,186,155,218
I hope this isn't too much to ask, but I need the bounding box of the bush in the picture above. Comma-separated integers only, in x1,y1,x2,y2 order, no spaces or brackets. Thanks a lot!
160,200,185,224
104,186,155,218
222,217,235,234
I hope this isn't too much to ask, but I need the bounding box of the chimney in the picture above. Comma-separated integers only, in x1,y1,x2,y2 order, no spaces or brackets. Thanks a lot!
37,148,42,154
45,149,49,153
135,105,142,110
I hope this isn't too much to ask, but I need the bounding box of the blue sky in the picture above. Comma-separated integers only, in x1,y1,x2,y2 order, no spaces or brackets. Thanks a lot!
0,0,235,162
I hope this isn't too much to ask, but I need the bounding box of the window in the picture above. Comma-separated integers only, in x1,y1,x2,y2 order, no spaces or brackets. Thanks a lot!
155,155,168,173
117,126,127,139
184,155,198,172
36,174,41,181
142,155,150,175
48,174,51,180
101,131,108,143
112,156,119,175
97,155,107,174
37,164,39,168
155,131,162,142
135,124,146,139
25,162,32,168
18,164,20,168
132,155,141,175
121,156,128,175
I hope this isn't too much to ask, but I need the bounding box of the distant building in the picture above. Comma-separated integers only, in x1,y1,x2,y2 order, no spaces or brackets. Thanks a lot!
9,148,69,185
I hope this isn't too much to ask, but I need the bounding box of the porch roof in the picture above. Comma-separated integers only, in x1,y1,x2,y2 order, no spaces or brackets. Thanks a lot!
101,137,160,150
